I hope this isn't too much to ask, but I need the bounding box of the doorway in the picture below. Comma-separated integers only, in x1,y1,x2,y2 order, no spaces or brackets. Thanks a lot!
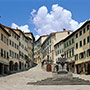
46,64,52,72
88,63,90,74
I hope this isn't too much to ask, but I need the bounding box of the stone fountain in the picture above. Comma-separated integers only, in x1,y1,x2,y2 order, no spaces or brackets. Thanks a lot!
53,57,73,79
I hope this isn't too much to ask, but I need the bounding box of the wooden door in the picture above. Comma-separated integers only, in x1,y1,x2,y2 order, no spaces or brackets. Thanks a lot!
46,64,52,72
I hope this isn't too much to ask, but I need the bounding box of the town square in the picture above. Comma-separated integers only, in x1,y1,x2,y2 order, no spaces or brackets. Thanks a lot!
0,0,90,90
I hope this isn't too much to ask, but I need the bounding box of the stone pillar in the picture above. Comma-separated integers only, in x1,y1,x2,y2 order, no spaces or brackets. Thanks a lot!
2,64,4,75
74,65,77,74
59,64,62,71
18,64,19,71
63,64,67,71
7,65,9,74
83,63,85,72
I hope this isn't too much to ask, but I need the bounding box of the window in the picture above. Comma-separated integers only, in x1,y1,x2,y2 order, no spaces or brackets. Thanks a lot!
17,37,18,40
87,49,90,57
14,35,16,39
72,48,74,56
75,54,78,60
64,43,66,48
69,49,71,57
69,40,71,45
72,38,74,44
17,54,18,59
76,33,78,38
1,48,3,57
7,52,9,59
15,43,16,48
57,50,59,55
9,50,11,56
50,38,51,43
79,52,85,59
67,42,68,46
19,51,21,56
76,43,78,49
79,30,82,36
4,36,6,43
87,36,90,43
4,50,6,58
58,45,59,48
12,42,14,47
1,33,3,41
83,39,86,45
15,53,16,58
83,28,85,34
12,51,14,58
10,40,11,45
17,45,19,49
7,39,8,45
87,25,90,30
80,41,82,47
60,49,61,53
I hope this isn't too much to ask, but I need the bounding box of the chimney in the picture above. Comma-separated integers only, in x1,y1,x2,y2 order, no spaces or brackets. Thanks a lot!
63,28,66,32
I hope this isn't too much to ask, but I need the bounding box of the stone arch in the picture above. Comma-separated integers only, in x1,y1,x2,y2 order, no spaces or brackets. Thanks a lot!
9,61,13,71
22,63,24,70
46,64,52,72
14,62,18,71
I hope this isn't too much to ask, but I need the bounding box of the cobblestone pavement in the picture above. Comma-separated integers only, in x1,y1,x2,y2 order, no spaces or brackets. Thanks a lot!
28,77,90,85
73,74,90,81
0,64,90,90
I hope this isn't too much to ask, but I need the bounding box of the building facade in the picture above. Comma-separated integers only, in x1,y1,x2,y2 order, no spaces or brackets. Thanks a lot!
54,39,64,63
0,24,10,74
14,29,28,70
64,33,75,73
62,20,90,74
25,33,35,68
2,25,20,73
0,24,35,75
41,29,72,71
34,35,48,64
74,20,90,74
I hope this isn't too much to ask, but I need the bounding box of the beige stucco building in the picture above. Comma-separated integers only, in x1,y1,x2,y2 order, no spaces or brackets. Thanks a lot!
0,24,10,74
74,20,90,74
25,33,35,68
34,35,48,64
54,39,64,63
0,23,35,74
64,32,75,73
2,25,20,73
41,29,72,71
14,29,28,70
62,20,90,74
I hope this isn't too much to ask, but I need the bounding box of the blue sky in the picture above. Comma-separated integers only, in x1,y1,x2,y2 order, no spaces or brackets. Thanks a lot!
0,0,90,39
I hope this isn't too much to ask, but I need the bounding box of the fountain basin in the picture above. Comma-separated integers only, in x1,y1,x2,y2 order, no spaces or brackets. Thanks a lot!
52,71,73,79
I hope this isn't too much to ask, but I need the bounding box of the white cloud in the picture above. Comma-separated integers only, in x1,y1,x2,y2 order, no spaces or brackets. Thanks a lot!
31,9,36,16
35,35,40,40
11,23,30,32
31,4,85,36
